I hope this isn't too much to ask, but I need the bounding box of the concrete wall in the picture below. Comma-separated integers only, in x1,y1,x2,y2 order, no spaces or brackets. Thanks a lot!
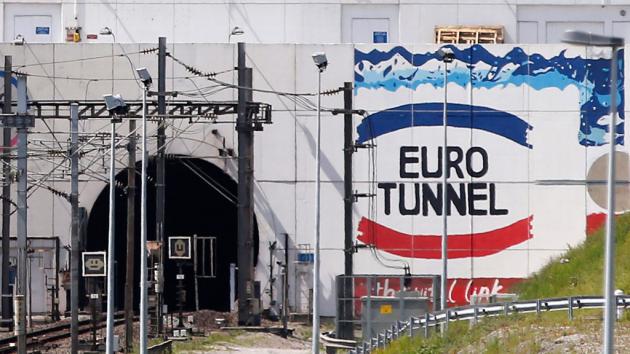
2,1,630,44
0,41,627,315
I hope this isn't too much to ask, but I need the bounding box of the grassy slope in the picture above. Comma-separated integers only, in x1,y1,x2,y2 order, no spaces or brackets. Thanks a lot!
516,213,630,299
375,213,630,353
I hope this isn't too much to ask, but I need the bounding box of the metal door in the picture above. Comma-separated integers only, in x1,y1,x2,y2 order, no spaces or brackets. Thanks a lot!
351,18,390,43
14,15,52,43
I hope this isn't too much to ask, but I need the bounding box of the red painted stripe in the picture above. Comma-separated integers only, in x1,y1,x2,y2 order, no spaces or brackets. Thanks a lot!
0,134,18,152
586,213,606,235
357,216,533,259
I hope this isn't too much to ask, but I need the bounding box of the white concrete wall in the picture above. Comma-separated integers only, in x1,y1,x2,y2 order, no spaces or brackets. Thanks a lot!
0,41,628,316
2,1,630,44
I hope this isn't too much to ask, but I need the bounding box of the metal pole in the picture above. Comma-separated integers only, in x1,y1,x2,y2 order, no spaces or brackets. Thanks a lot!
193,234,199,311
155,36,167,335
283,233,289,339
341,81,354,340
53,237,60,321
312,67,322,354
70,103,80,354
2,56,12,327
124,118,136,352
229,263,235,312
603,45,619,354
440,61,448,312
139,86,149,354
268,242,274,303
236,42,255,325
105,120,116,354
15,74,27,354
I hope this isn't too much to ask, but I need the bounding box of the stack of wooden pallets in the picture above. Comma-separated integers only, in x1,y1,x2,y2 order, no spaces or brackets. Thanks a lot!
435,26,504,44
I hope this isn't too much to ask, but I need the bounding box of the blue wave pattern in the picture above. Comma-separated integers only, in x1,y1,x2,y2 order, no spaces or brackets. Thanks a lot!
354,45,624,146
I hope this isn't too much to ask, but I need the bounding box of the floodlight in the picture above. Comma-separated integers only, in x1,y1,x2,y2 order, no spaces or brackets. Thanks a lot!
136,67,152,87
103,94,129,115
231,26,244,36
562,30,624,47
312,52,328,72
99,27,113,36
13,35,24,46
437,47,455,63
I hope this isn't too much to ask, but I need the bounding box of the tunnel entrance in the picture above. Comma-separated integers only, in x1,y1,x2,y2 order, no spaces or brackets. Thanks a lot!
86,156,259,312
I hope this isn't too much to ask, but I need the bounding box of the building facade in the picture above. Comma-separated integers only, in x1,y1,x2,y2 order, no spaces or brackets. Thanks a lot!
2,1,630,45
0,0,628,318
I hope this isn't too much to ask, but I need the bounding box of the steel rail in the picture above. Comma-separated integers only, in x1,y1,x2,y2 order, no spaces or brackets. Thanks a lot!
0,312,126,353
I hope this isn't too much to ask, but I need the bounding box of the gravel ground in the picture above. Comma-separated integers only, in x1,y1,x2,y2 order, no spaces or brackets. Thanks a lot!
194,331,310,354
29,310,313,353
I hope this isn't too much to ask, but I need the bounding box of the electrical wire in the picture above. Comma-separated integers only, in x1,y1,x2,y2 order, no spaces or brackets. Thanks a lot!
14,48,157,70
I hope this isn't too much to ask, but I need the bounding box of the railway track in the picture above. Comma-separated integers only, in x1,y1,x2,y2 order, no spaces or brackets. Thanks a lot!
0,313,125,353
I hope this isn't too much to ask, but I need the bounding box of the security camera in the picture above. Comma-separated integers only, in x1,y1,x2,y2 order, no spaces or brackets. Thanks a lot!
103,94,129,116
437,47,455,63
312,52,328,72
135,67,152,87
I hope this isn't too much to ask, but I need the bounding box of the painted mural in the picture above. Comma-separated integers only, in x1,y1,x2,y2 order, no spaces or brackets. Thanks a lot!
353,44,625,305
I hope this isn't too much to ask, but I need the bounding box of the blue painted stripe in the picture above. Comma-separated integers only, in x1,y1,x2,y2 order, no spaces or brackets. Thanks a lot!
356,102,532,149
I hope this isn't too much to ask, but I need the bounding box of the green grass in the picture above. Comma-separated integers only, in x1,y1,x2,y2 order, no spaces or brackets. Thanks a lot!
375,213,630,353
516,212,630,299
131,331,244,353
172,331,244,352
373,311,613,354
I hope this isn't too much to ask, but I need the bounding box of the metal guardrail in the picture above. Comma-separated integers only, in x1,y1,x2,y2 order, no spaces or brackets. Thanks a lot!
349,295,630,354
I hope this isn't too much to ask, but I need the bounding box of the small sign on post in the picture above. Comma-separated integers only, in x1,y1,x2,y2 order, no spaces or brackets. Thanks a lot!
168,237,191,260
82,252,107,277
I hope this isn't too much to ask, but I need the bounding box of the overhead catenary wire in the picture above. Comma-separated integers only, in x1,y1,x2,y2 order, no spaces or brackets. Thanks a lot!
166,52,343,102
13,48,158,70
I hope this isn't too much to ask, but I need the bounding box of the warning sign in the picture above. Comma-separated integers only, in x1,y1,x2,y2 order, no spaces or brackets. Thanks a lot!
379,304,393,315
168,236,191,260
82,252,106,277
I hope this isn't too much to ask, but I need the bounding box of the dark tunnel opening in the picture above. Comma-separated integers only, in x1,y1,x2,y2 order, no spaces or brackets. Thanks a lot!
85,156,259,312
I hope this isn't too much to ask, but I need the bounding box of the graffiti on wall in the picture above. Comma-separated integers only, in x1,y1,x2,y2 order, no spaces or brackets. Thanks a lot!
353,44,624,270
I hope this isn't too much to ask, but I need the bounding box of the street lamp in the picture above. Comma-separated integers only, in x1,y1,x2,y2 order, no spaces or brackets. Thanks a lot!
228,26,244,43
437,47,454,315
562,30,624,354
136,67,152,354
311,51,327,354
99,27,115,41
102,94,127,354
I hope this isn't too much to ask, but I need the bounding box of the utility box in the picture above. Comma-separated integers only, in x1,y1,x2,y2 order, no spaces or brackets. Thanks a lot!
360,292,429,339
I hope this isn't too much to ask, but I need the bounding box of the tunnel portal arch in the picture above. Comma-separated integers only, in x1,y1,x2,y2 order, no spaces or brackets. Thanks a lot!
85,156,259,311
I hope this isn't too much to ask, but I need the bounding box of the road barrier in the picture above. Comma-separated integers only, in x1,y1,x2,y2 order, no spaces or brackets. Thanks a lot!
349,295,630,353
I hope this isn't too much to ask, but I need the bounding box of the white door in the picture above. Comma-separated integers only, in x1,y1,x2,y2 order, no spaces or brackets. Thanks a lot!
613,21,630,40
518,21,538,44
14,15,53,43
351,18,390,44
